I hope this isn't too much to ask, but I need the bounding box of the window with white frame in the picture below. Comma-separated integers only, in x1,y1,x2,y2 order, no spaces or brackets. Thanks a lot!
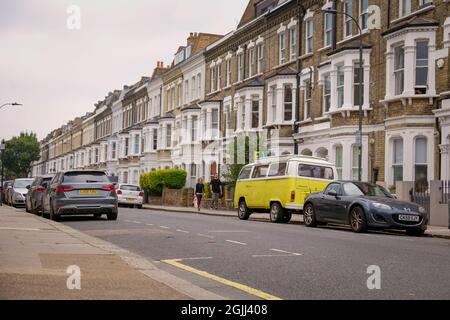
152,129,158,150
249,47,255,77
353,61,364,106
270,85,277,123
304,80,311,120
257,44,264,74
352,145,359,180
251,96,259,129
134,135,140,154
279,32,286,65
392,138,404,183
211,109,219,138
323,74,331,113
226,59,232,86
337,66,345,108
238,53,244,82
184,80,190,103
360,0,369,30
191,76,196,100
400,0,411,17
415,40,428,93
415,137,428,182
210,66,216,92
335,145,343,179
324,13,333,47
177,83,182,107
112,142,116,159
240,97,246,130
290,28,297,62
394,45,405,95
197,74,201,99
225,105,231,133
217,63,222,90
305,18,313,54
284,84,293,121
344,0,353,38
192,116,198,142
166,125,172,148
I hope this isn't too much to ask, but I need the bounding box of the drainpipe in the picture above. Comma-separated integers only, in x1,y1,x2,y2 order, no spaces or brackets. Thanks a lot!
294,1,306,155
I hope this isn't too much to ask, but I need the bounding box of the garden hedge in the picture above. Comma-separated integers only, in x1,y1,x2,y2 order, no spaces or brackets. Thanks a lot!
140,169,187,195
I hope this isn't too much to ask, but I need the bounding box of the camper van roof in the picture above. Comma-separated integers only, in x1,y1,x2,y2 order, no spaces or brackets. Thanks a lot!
252,154,332,166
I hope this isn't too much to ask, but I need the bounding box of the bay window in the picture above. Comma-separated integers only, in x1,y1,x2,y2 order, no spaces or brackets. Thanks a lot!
352,145,359,180
414,137,428,182
337,66,345,108
211,109,219,138
152,129,158,150
134,135,140,154
271,86,277,123
353,61,364,106
335,145,343,180
284,84,293,121
394,45,405,95
323,74,331,113
166,125,172,148
415,40,428,93
240,97,246,130
393,138,404,183
251,96,259,129
112,142,116,159
192,116,198,142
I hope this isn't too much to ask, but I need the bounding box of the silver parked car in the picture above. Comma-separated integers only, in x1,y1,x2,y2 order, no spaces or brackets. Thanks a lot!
25,175,54,215
42,170,118,221
8,178,34,207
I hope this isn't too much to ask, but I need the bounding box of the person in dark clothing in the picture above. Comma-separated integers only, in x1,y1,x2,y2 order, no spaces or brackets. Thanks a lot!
195,178,205,211
210,174,223,210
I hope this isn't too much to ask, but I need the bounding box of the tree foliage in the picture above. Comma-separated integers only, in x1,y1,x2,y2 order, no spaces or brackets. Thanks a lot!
1,132,40,179
140,169,187,195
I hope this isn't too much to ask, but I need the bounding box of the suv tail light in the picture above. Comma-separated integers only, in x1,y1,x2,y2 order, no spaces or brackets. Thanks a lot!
56,185,74,193
116,190,122,195
36,186,46,193
139,192,144,197
290,191,296,202
101,185,115,192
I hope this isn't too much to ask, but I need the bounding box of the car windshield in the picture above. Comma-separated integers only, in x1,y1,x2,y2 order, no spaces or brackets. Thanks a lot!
344,183,392,198
14,180,34,188
63,172,110,184
120,185,140,191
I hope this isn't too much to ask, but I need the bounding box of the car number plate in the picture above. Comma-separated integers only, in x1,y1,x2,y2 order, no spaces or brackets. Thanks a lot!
126,198,134,201
79,190,98,195
398,215,419,222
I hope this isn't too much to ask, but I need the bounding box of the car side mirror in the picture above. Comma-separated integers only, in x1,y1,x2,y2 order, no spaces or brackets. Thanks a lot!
328,190,338,197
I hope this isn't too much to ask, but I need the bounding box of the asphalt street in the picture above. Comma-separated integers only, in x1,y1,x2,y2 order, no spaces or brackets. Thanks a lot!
40,206,450,300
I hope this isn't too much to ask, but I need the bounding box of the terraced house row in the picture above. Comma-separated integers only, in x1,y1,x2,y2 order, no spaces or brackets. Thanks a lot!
33,0,450,190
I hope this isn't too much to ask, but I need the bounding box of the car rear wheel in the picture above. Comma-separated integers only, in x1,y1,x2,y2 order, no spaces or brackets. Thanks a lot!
303,203,317,227
406,228,425,237
349,206,367,233
270,202,285,223
238,200,251,220
25,201,31,213
107,212,118,221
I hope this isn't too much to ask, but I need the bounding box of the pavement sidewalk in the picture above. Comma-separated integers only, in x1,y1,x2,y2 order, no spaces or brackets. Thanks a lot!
143,204,450,239
0,205,223,300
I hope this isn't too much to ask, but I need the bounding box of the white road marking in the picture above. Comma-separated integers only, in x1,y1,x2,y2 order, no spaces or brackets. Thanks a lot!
226,240,247,246
146,223,154,226
159,226,170,229
252,254,300,258
196,233,214,239
176,229,190,233
208,230,250,233
270,249,302,256
131,221,142,224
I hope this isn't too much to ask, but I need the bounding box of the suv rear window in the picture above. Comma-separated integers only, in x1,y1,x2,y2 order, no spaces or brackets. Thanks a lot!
298,164,334,180
63,172,110,183
120,185,141,191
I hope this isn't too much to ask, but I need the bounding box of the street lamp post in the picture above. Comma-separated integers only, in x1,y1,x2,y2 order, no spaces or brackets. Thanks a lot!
322,8,364,181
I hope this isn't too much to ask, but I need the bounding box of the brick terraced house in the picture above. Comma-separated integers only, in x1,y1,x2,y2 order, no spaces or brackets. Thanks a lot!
32,0,450,191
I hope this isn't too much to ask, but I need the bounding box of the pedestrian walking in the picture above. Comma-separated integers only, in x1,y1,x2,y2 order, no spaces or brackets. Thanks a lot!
195,178,205,211
210,174,222,210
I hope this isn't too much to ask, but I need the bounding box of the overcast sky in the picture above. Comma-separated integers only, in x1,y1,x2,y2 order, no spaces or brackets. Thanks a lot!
0,0,248,141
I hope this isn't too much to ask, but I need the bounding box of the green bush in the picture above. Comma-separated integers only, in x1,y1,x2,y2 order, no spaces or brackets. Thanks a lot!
140,169,187,196
203,182,211,199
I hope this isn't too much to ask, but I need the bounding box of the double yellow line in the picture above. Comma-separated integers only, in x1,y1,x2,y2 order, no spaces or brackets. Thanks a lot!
162,259,282,300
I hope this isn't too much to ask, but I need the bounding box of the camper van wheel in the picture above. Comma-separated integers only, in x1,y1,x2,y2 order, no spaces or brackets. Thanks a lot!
270,202,284,223
238,200,251,220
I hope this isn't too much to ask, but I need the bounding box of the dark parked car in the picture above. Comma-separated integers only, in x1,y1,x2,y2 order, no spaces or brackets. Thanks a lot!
42,170,118,221
25,175,54,215
303,181,428,236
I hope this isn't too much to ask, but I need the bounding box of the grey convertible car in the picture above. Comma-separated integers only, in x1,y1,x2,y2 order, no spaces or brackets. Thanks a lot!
42,170,118,221
303,181,428,236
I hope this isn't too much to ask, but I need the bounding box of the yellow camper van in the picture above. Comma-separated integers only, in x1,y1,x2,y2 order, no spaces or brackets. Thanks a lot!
234,155,337,223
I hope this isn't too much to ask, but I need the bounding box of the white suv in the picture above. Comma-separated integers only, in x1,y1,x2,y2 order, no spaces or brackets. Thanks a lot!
116,184,144,209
